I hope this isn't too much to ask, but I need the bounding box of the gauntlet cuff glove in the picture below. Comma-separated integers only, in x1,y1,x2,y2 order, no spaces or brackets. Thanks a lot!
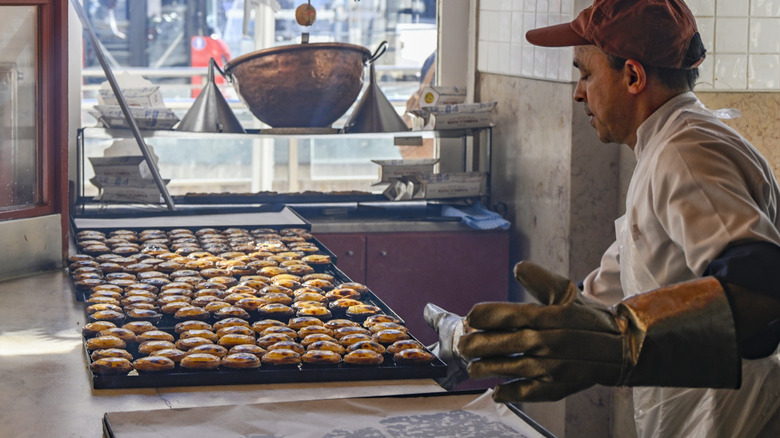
459,261,741,402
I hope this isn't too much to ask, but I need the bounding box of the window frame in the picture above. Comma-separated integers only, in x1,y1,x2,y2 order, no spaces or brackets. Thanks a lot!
0,0,68,252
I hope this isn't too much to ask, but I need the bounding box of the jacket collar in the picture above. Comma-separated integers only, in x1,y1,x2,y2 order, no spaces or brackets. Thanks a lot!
634,91,700,159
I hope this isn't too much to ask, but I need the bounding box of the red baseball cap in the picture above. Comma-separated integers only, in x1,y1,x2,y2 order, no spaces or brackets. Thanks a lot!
526,0,706,69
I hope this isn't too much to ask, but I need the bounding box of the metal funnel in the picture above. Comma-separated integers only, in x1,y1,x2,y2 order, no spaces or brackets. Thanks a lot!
176,58,245,133
342,62,409,133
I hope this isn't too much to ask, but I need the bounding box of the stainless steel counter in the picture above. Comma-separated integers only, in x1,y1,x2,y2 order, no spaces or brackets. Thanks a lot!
69,202,476,234
291,201,474,233
308,217,470,233
0,270,443,437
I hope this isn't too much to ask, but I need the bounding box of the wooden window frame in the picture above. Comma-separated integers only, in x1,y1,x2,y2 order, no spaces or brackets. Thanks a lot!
0,0,69,253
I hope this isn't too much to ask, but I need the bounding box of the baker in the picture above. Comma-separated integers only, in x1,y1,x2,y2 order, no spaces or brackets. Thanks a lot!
425,0,780,436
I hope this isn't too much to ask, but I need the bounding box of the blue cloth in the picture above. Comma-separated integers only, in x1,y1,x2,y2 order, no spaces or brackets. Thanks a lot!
441,202,510,230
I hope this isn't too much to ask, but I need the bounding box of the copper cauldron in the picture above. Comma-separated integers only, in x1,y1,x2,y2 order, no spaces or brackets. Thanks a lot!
224,42,375,128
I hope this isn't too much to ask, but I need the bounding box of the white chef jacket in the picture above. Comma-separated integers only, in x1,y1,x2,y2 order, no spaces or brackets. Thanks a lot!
582,92,780,438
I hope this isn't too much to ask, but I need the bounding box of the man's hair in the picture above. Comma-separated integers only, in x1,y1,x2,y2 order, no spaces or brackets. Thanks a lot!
605,32,704,91
606,53,700,91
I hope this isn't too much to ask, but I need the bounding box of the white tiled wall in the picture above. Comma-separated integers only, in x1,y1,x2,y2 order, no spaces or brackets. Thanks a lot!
478,0,576,81
478,0,780,91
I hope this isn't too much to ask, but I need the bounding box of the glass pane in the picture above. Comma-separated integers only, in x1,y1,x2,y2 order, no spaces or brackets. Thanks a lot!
0,6,38,209
80,132,441,198
79,1,437,196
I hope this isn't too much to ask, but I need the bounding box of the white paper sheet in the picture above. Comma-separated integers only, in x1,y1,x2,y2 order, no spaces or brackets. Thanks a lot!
104,390,550,438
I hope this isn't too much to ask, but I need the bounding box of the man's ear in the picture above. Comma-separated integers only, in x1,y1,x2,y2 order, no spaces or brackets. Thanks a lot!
624,59,646,95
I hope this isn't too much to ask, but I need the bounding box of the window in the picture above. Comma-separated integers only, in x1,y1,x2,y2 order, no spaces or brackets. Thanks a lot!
78,0,437,198
0,0,69,278
0,1,67,222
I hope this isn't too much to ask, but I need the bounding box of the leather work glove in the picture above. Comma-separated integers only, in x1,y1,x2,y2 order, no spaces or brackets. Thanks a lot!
458,261,741,403
423,303,470,390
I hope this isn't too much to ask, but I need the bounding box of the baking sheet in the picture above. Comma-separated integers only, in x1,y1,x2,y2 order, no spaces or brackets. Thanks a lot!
70,235,339,303
72,215,447,389
103,390,554,438
82,263,446,389
68,209,333,302
77,263,392,326
90,348,445,389
71,206,307,230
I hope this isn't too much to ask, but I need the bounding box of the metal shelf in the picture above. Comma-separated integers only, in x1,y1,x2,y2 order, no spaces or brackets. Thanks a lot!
76,126,493,210
78,126,492,141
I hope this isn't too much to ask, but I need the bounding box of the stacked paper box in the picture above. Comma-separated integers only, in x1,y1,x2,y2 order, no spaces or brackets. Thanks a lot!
90,105,179,130
371,159,439,184
89,139,169,204
90,74,179,130
426,102,496,129
89,155,169,203
419,86,467,107
381,172,487,201
98,86,164,107
408,102,497,130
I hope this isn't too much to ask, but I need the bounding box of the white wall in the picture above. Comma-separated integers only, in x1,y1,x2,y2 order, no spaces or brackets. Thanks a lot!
477,0,780,91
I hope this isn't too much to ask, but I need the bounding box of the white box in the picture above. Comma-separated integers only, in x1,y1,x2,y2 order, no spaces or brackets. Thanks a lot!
416,172,487,199
425,102,497,130
98,86,164,107
89,155,153,180
430,112,492,129
97,186,166,203
371,159,439,183
91,105,180,130
426,101,497,116
89,154,170,204
382,172,487,200
90,175,166,189
419,86,467,107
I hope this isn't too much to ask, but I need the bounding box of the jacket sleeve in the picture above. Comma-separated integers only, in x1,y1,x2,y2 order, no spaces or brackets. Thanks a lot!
705,241,780,359
581,240,625,306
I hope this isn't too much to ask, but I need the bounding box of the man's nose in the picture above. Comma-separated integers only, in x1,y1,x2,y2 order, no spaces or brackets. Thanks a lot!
573,85,585,102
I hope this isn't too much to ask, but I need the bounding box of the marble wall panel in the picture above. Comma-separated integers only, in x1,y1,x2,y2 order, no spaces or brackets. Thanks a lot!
569,102,622,282
697,92,780,177
479,73,574,300
479,73,621,296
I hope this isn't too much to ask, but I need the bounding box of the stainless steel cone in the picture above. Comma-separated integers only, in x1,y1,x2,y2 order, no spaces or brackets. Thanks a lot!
342,63,408,133
176,58,245,133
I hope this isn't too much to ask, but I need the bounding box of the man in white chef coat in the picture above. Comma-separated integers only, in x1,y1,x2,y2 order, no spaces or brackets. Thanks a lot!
425,0,780,437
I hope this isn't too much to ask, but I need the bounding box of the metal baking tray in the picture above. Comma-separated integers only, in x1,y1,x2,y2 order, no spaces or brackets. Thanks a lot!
87,336,445,390
68,208,336,302
73,217,447,389
69,205,311,234
82,266,447,389
69,233,337,303
85,265,404,331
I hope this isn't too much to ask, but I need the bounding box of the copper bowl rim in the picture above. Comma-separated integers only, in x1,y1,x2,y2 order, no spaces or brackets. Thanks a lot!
224,42,372,75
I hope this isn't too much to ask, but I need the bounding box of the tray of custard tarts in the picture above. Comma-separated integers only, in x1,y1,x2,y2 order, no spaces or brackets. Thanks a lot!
82,309,446,389
72,227,446,388
68,225,337,302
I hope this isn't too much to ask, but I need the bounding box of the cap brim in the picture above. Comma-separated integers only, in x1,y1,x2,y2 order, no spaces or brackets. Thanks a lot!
526,22,591,47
